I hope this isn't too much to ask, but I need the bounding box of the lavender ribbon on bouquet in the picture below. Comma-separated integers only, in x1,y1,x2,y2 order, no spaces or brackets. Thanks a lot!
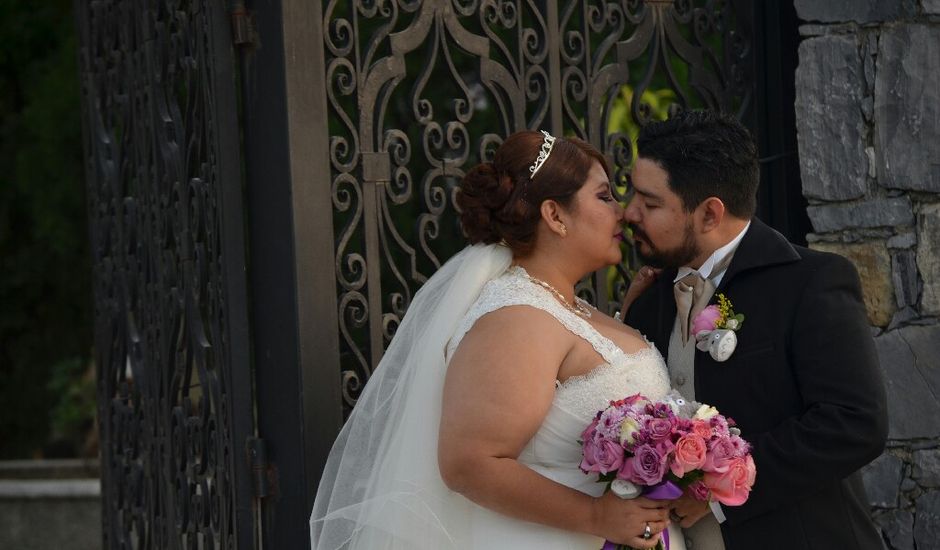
601,480,683,550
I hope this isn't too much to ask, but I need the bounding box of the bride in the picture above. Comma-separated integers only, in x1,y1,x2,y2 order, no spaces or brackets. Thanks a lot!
310,130,683,549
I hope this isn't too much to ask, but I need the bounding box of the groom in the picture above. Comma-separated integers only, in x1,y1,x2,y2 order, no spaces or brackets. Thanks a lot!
622,110,887,550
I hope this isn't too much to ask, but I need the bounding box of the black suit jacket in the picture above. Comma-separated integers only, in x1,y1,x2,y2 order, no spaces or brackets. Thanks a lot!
626,218,888,550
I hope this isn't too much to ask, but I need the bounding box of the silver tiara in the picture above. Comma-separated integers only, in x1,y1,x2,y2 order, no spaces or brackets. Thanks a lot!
529,130,556,177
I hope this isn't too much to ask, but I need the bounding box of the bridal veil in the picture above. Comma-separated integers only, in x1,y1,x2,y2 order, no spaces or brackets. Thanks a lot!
310,243,512,549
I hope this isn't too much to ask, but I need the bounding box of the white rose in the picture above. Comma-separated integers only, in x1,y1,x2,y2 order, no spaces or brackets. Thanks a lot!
694,404,719,420
725,318,739,330
620,417,641,445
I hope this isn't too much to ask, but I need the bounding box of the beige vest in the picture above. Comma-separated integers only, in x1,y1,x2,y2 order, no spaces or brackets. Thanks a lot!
667,287,726,550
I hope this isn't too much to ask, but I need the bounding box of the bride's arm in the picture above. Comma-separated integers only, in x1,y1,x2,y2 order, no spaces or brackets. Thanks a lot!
438,307,668,548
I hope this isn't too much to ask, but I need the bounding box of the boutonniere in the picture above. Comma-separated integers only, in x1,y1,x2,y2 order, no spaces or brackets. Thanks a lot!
691,293,745,362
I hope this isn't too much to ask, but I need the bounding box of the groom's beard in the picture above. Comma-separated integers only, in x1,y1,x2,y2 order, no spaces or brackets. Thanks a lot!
630,220,701,269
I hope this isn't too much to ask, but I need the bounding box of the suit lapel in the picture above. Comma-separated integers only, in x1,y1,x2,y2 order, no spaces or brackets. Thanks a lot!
695,218,800,381
714,217,801,294
653,270,677,359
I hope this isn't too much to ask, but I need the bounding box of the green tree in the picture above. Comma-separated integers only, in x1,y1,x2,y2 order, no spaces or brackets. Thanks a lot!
0,0,93,458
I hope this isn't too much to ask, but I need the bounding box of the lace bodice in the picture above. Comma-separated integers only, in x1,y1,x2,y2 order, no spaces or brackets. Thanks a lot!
448,267,671,421
448,267,620,362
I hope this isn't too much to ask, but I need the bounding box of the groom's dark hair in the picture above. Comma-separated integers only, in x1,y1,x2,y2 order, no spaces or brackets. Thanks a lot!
636,109,759,219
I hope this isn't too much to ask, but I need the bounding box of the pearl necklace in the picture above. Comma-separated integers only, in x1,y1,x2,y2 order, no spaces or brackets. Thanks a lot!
511,266,593,319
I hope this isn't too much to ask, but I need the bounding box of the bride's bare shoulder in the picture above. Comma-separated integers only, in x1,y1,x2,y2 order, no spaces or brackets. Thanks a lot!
452,305,573,359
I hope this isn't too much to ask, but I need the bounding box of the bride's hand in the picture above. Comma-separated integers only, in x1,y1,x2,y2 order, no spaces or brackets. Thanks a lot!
619,266,661,320
592,492,671,549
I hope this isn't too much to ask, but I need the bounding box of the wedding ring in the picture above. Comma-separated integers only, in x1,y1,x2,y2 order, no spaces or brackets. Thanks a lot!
642,523,652,539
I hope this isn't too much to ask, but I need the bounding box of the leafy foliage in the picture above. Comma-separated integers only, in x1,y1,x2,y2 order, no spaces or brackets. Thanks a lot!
0,0,94,458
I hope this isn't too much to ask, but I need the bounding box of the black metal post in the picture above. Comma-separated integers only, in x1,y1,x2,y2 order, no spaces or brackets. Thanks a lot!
750,0,812,244
240,0,342,548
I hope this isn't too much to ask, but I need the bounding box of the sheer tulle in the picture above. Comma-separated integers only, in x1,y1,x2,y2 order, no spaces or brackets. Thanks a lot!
310,244,686,550
310,244,512,549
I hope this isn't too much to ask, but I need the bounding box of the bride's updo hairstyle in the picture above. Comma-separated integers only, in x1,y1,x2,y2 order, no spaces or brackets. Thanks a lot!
457,130,610,255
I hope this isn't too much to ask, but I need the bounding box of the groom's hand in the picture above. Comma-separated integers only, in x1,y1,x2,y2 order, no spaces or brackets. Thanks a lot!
669,494,711,528
619,266,661,320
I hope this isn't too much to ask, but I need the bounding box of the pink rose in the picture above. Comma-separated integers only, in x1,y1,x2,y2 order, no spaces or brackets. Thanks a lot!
692,305,721,336
690,420,713,440
619,444,667,485
703,455,756,506
581,438,625,475
687,479,711,501
703,436,736,473
670,434,708,478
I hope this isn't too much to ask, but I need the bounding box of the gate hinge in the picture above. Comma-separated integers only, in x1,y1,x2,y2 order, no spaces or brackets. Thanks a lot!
246,437,276,499
231,3,257,47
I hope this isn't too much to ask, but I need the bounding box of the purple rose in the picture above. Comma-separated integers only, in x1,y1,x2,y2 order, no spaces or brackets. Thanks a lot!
619,443,667,485
581,438,625,475
644,416,675,442
580,417,600,443
653,437,676,459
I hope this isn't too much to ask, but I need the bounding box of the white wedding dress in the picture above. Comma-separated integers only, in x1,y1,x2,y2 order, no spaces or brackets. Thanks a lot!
310,245,686,550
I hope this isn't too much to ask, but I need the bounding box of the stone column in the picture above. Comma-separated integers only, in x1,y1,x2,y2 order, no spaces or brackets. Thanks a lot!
795,2,940,549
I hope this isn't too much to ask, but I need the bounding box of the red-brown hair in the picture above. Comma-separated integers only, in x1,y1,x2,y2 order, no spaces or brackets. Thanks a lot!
457,131,610,255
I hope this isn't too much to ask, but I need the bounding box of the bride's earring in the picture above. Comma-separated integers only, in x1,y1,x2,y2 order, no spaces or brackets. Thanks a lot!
559,223,568,236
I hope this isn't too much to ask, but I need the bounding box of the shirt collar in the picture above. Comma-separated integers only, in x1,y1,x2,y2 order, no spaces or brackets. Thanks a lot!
673,221,751,283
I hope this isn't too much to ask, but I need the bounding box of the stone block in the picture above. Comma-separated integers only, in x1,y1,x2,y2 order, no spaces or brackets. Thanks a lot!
875,509,914,550
925,0,940,15
913,449,940,487
899,323,940,398
892,250,922,309
796,36,868,201
874,326,940,439
862,452,904,507
875,25,940,192
888,232,917,249
807,197,913,233
810,240,896,326
917,204,940,314
795,0,905,22
887,306,917,332
0,480,101,550
915,491,940,550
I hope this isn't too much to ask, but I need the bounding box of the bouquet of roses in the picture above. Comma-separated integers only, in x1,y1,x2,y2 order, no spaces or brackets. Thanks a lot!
580,391,756,550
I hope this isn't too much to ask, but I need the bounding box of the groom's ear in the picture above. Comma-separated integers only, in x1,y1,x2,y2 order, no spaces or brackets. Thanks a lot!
699,197,726,232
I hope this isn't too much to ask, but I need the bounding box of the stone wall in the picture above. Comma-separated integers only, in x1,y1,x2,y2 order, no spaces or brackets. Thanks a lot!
0,460,101,550
794,1,940,549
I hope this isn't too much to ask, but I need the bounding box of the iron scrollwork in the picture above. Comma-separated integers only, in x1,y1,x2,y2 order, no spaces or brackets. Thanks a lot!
77,0,251,548
323,0,752,412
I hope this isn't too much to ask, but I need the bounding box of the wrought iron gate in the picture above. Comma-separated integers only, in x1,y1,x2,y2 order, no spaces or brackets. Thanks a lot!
314,0,756,414
77,0,256,548
79,1,805,548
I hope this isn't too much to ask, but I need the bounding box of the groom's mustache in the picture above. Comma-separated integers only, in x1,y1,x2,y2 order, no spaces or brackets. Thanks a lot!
628,224,649,244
